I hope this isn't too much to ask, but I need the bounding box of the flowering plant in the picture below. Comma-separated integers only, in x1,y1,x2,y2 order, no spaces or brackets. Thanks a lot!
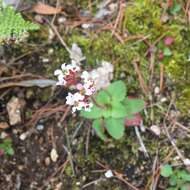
54,44,144,140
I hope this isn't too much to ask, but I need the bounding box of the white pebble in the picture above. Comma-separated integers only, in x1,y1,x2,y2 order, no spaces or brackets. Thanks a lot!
36,124,44,131
154,87,160,95
0,132,8,139
58,17,66,24
183,158,190,166
50,148,59,162
160,97,167,102
104,170,113,178
19,132,28,141
150,125,161,136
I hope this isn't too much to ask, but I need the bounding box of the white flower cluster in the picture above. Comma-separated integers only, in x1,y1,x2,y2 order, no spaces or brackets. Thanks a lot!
54,60,95,113
89,61,114,90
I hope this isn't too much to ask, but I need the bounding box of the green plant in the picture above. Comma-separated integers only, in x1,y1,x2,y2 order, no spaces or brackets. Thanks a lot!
161,164,190,190
0,0,39,43
81,80,144,140
0,138,14,156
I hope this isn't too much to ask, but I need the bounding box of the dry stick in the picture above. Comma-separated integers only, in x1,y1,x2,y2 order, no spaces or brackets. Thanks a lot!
150,151,159,190
82,178,105,189
85,124,91,156
40,159,69,189
111,0,126,35
149,48,155,89
96,161,140,190
114,172,140,190
47,19,72,55
134,126,149,158
163,122,187,164
132,60,149,95
163,98,187,165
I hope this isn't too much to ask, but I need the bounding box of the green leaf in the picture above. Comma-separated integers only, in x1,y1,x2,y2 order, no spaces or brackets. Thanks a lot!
161,165,173,177
170,0,181,15
102,108,112,118
106,80,127,102
96,90,111,104
163,47,172,56
92,119,107,141
166,188,178,190
123,98,144,116
169,175,177,186
6,147,14,156
0,4,39,43
80,105,103,119
105,118,125,139
178,170,190,181
180,185,189,190
0,139,14,156
111,102,128,118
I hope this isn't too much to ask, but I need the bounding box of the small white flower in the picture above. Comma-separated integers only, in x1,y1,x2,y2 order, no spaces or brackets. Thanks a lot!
61,63,67,72
84,102,93,112
73,92,84,102
81,71,91,81
68,60,80,72
76,83,83,90
66,93,75,105
54,69,63,76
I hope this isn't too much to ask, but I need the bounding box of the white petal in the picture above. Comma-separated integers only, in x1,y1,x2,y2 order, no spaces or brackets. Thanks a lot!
61,63,67,71
54,69,63,76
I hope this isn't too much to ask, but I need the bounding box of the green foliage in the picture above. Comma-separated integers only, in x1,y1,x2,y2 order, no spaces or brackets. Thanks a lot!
0,1,39,43
161,164,173,177
169,0,181,15
81,80,144,140
161,165,190,190
0,139,14,156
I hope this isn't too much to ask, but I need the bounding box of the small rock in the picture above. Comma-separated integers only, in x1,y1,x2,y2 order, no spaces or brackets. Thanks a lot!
0,122,9,129
104,170,114,178
81,23,94,29
154,87,160,95
160,97,167,102
42,58,49,63
18,165,24,170
36,124,44,131
50,148,58,162
45,157,51,166
184,158,190,166
55,182,62,190
19,132,28,141
150,125,161,136
0,132,8,139
76,182,80,186
7,97,25,125
58,16,66,24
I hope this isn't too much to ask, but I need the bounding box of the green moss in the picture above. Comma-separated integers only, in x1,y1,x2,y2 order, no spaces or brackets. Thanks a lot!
176,87,190,115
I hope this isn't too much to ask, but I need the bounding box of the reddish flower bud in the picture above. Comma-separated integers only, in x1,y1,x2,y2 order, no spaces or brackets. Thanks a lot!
158,52,164,60
164,36,174,46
